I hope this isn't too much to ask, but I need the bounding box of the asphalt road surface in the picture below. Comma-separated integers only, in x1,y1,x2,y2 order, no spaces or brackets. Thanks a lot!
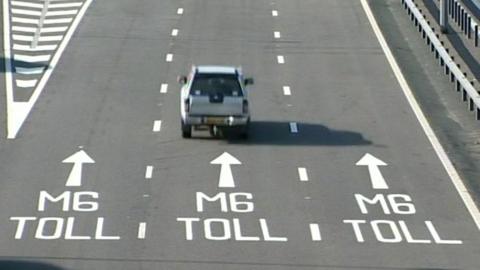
0,0,479,269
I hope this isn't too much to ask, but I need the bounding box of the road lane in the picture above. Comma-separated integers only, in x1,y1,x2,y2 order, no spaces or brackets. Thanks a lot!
0,0,479,269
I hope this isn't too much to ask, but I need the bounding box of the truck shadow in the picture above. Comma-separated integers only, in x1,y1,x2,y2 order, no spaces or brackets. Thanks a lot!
0,57,50,73
0,260,64,270
225,121,372,146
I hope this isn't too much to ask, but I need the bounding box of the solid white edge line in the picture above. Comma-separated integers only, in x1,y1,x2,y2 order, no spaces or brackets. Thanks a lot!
298,167,309,181
138,222,146,239
361,0,480,230
145,166,153,179
309,223,322,241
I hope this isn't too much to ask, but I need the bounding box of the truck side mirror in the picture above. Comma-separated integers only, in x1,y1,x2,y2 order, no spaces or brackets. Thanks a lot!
244,78,254,85
178,75,187,85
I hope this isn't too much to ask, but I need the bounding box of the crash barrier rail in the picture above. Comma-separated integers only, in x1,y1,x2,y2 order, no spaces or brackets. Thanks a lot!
443,0,480,47
401,0,480,120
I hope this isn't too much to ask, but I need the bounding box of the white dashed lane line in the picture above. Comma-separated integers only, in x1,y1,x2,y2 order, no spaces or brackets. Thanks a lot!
298,167,309,181
138,222,147,239
289,122,298,133
277,55,285,64
153,120,162,132
160,83,168,93
283,86,291,96
309,224,322,241
145,166,153,179
274,31,281,39
177,8,184,15
272,10,278,16
171,28,178,36
166,53,173,62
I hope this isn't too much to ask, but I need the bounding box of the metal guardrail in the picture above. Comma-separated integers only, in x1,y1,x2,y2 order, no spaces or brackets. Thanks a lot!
446,0,480,46
402,0,480,120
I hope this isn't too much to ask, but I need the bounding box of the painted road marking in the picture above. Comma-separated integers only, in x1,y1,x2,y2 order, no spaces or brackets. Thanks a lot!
160,83,168,93
12,26,37,33
177,8,184,15
46,10,78,16
15,67,44,75
4,0,93,139
16,79,37,88
31,0,49,48
62,150,95,187
277,55,285,64
283,86,291,96
12,17,39,24
274,31,281,39
13,44,57,51
13,34,63,42
49,2,83,9
361,0,480,229
44,18,73,24
14,54,51,62
138,223,147,239
12,8,41,16
145,166,153,179
356,153,389,189
210,152,241,188
289,122,298,133
171,28,179,36
11,1,44,9
272,10,278,16
153,120,162,132
166,53,173,62
298,167,309,182
309,224,322,241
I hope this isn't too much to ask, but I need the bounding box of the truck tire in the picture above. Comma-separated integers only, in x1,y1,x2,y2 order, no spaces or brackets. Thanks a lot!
240,123,249,139
181,122,192,138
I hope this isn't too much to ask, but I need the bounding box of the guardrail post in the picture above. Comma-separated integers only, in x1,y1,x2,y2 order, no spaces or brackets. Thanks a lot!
454,2,457,23
461,8,465,31
440,0,448,33
475,25,479,47
467,16,471,38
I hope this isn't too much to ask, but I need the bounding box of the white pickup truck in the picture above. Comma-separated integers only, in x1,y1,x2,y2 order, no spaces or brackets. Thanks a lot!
178,65,253,138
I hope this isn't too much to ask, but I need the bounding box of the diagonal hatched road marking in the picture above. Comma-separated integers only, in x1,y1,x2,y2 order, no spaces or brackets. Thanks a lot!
3,0,93,139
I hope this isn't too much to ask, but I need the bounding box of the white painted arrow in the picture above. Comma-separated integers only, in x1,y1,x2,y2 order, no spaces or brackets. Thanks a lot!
356,153,389,189
210,152,241,188
62,150,95,187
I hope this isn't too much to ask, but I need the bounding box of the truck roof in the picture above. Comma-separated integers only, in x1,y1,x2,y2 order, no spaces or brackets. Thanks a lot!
195,65,238,75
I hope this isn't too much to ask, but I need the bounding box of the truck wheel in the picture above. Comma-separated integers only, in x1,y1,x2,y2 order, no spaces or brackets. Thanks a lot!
181,122,192,138
240,124,249,139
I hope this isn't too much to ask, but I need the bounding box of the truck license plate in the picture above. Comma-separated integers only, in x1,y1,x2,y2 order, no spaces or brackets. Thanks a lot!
205,117,225,125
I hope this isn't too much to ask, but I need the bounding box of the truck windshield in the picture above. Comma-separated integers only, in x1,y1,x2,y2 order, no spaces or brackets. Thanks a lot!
190,74,243,96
